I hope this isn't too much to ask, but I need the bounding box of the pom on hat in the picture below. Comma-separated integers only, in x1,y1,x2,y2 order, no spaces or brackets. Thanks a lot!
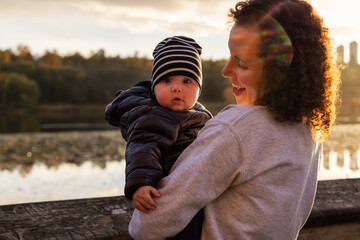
151,36,202,91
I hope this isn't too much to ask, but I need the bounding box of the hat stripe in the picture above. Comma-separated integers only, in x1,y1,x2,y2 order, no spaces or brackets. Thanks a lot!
154,48,201,63
153,38,201,53
154,44,201,56
153,54,201,73
152,68,201,85
152,60,202,82
169,36,200,45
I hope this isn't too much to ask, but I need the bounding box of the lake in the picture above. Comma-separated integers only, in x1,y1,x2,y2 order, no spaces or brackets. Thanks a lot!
0,124,359,206
0,103,228,133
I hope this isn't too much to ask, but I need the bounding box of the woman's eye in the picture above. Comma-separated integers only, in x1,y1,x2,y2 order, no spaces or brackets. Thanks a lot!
238,64,248,69
235,57,248,70
237,63,248,69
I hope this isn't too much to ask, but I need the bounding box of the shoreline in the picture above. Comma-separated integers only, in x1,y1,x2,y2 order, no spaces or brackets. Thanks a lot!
0,124,359,169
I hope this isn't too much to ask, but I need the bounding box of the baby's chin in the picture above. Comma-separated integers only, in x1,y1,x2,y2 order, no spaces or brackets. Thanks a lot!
169,107,190,112
168,104,193,112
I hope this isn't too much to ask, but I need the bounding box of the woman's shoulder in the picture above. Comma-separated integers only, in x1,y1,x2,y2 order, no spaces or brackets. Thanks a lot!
214,104,269,124
211,104,310,138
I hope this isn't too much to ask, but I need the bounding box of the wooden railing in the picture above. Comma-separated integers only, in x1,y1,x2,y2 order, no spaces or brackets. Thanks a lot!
1,178,359,240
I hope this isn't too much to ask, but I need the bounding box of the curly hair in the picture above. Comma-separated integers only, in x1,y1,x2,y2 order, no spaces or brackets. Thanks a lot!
229,0,341,143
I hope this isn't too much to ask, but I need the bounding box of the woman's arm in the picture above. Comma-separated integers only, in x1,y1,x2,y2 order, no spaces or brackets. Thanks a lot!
129,119,244,239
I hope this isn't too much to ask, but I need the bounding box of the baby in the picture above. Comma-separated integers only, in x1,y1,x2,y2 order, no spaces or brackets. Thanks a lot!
105,36,212,239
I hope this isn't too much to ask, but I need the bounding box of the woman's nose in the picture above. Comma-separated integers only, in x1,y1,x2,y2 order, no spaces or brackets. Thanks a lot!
222,59,232,78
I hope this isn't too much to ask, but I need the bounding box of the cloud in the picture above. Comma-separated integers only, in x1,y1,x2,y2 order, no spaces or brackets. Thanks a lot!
76,0,191,13
67,0,233,35
0,0,233,36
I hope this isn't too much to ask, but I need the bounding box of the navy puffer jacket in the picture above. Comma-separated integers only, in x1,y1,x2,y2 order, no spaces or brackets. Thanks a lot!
105,81,212,199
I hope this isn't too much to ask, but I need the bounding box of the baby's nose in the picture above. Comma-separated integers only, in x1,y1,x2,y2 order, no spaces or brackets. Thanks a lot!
172,84,182,92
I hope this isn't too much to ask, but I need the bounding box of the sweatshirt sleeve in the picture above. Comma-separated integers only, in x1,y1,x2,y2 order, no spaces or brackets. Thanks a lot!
128,119,244,239
124,112,180,199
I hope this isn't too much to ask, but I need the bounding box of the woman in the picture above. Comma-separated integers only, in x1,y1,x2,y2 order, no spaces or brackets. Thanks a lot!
129,0,341,239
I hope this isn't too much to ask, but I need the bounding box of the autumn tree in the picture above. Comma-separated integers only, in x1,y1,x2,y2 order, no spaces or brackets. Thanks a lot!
0,50,12,63
63,52,86,66
39,50,63,66
17,45,34,61
0,72,40,109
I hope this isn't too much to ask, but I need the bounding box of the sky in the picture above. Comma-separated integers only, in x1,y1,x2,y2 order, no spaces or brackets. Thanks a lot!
1,0,359,61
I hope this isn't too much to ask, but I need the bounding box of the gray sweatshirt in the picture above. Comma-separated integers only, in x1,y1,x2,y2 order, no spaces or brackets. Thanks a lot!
129,105,321,240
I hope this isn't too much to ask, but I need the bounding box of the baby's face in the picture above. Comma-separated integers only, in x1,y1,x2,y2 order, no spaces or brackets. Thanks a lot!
154,75,200,111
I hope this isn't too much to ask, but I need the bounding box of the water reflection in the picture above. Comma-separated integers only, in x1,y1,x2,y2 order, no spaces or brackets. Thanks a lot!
0,127,359,206
319,149,360,180
0,160,125,206
0,106,111,133
0,130,126,205
0,149,359,206
0,111,41,133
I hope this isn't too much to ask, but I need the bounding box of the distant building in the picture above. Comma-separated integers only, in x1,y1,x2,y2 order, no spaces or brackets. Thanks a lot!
337,45,344,63
349,41,358,65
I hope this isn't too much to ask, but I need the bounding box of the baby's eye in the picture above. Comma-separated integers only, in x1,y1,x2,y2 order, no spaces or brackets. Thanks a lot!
183,79,192,84
163,78,171,83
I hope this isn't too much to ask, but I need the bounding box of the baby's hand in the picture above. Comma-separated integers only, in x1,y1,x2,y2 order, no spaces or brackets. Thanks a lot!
133,185,161,213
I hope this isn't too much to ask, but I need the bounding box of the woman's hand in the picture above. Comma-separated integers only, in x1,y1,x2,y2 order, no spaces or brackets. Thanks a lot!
133,185,161,213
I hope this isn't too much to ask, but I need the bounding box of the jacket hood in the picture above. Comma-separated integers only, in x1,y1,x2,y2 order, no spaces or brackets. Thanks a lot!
105,81,212,127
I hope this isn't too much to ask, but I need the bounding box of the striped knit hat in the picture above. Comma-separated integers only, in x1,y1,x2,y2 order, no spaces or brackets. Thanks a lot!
150,36,202,91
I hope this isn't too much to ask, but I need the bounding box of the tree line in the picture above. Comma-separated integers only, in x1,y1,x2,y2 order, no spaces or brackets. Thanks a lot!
1,45,360,118
0,46,232,110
